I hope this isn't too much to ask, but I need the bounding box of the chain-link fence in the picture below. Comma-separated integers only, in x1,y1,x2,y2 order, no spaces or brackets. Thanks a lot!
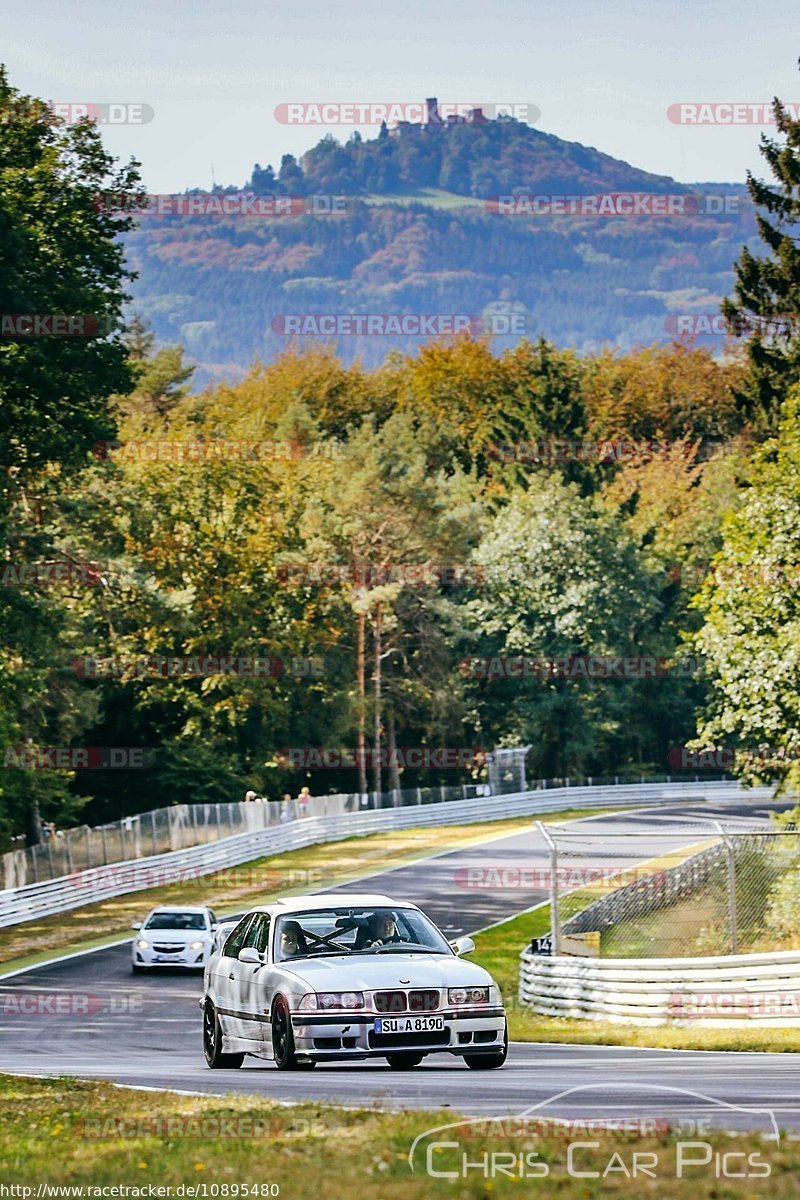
1,765,736,892
0,782,499,889
535,818,800,958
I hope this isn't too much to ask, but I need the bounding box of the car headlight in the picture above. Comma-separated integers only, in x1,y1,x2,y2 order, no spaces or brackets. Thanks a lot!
136,939,149,950
189,940,205,950
298,991,366,1012
448,986,490,1006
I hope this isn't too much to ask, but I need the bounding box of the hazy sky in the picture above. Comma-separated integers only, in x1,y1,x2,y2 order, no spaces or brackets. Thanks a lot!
3,0,797,192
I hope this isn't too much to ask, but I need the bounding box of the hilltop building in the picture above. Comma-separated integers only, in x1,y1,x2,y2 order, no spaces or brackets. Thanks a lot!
389,96,488,137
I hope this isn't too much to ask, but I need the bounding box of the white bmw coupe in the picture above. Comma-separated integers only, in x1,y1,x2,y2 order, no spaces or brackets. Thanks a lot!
201,893,507,1070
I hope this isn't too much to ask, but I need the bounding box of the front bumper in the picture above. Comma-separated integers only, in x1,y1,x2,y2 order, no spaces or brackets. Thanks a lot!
290,1006,506,1059
134,947,209,968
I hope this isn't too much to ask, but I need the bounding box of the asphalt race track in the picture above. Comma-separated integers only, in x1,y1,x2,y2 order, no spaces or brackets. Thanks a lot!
2,796,800,1133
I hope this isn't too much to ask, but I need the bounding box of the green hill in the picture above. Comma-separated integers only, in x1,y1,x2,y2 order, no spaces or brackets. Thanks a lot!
125,117,753,383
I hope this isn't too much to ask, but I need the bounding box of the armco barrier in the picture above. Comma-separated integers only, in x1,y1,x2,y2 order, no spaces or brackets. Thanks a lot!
519,946,800,1027
0,780,765,928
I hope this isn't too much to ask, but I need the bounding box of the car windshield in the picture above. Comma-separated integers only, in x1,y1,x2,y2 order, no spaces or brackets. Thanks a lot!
274,906,451,961
143,912,206,931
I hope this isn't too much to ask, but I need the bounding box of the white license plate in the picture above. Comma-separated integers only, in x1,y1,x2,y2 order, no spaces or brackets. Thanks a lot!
155,954,181,962
374,1016,445,1034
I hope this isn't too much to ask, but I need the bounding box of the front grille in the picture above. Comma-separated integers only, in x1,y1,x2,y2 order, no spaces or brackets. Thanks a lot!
374,989,440,1013
409,989,439,1011
313,1037,341,1050
374,990,407,1013
153,944,182,953
369,1030,450,1049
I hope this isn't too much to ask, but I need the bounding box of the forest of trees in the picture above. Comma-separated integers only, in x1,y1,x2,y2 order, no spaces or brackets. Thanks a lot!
3,66,800,845
125,190,754,383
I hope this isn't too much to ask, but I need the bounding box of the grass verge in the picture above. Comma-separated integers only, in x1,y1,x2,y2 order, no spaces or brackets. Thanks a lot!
1,1073,795,1196
0,807,611,973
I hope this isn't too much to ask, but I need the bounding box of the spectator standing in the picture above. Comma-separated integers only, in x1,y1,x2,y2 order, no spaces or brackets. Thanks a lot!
298,786,311,817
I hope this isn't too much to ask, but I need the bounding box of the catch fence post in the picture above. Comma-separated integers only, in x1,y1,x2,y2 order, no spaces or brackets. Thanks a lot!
537,821,561,955
713,819,738,953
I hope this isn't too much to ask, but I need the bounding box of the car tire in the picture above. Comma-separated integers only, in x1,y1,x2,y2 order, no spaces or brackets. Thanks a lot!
203,1001,244,1069
131,964,146,975
464,1022,508,1070
386,1053,424,1069
271,997,300,1070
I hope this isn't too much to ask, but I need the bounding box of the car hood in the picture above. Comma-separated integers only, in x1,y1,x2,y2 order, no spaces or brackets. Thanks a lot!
139,932,209,943
277,953,494,991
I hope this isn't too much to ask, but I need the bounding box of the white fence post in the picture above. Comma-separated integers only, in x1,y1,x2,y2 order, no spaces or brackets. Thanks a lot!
713,818,739,954
537,820,561,955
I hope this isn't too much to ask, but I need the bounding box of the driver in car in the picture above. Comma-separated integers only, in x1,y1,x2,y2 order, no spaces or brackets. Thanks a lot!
367,911,401,947
279,920,305,957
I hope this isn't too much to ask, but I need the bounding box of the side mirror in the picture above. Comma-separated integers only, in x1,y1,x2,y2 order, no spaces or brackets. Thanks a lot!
451,935,475,957
131,922,141,930
238,947,262,965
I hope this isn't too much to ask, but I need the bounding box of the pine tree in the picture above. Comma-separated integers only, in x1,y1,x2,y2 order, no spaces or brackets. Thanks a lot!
722,74,800,432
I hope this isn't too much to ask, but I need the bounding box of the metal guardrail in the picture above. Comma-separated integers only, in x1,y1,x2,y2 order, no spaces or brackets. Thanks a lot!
519,947,800,1026
0,780,749,928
